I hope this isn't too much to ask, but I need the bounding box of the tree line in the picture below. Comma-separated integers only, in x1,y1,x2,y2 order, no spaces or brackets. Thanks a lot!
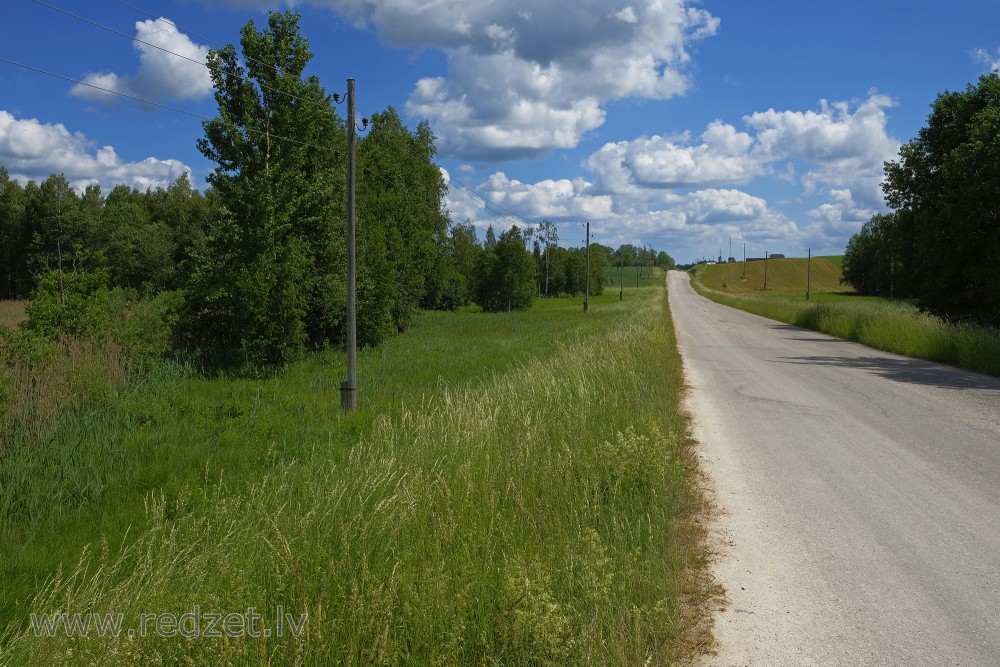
843,73,1000,328
0,12,680,366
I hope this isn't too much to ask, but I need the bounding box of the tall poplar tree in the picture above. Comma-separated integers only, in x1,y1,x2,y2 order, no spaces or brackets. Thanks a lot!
186,11,345,364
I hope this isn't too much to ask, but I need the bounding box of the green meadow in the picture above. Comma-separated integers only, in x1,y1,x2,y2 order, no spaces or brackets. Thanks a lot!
1,271,712,665
690,260,1000,378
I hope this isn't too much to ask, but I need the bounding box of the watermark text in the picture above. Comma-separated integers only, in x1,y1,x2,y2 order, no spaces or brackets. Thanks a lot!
29,606,306,639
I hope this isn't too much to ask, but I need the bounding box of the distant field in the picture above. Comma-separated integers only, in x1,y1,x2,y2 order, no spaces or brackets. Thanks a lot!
0,301,27,329
698,256,849,296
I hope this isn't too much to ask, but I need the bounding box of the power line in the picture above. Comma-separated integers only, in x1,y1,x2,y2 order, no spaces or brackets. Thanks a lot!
448,177,536,227
0,56,340,156
346,117,533,230
34,0,206,68
3,54,455,239
109,0,329,93
32,0,340,112
0,56,204,118
110,0,229,56
26,2,541,234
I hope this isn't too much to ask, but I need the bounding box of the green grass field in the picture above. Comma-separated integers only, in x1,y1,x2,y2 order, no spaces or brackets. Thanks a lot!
698,256,849,295
1,272,712,664
689,261,1000,378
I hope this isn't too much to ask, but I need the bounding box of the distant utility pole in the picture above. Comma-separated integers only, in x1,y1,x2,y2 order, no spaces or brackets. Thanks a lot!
342,77,358,412
763,250,769,291
619,251,624,301
743,242,746,279
806,248,812,301
584,222,590,313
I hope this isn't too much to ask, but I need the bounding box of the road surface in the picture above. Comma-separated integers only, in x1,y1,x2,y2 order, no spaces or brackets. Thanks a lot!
668,271,1000,666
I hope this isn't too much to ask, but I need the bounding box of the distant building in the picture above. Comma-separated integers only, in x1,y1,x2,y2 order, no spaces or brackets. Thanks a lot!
770,253,785,259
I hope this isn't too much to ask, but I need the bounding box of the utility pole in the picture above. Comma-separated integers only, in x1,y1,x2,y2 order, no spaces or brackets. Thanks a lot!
728,237,733,284
806,248,811,301
341,77,358,412
619,250,624,301
763,250,769,291
743,242,746,279
583,222,590,313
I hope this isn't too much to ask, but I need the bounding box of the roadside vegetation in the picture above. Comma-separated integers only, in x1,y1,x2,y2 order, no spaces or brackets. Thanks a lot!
0,271,714,664
690,261,1000,377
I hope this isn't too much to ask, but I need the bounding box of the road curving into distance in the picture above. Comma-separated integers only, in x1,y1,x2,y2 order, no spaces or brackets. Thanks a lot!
668,270,1000,666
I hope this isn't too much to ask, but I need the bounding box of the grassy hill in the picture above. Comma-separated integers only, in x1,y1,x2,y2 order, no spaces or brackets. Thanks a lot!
697,256,849,295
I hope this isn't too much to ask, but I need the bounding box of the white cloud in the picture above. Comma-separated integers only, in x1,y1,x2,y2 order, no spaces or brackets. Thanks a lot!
685,188,767,224
973,47,1000,72
71,19,212,106
591,187,800,259
443,169,613,228
455,95,901,258
586,120,765,192
745,94,899,206
586,94,899,211
611,6,639,24
479,172,614,220
212,0,718,159
0,110,191,193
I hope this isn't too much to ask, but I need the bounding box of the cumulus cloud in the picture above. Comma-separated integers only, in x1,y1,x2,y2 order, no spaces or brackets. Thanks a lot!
478,172,614,220
586,94,899,213
405,1,719,159
0,110,191,192
453,94,901,257
203,0,719,159
452,166,799,254
442,169,613,229
71,19,212,106
746,94,899,206
591,187,800,257
586,121,765,193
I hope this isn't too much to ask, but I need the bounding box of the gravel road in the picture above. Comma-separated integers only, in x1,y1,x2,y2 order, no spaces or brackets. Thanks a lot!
668,271,1000,666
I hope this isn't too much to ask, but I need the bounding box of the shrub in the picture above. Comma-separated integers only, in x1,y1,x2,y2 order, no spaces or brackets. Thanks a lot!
23,266,110,341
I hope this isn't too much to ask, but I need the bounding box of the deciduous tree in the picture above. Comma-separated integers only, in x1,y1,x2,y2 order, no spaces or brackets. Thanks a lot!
880,73,1000,326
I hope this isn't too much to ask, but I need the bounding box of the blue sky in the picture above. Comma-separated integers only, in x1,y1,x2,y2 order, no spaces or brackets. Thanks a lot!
1,0,998,263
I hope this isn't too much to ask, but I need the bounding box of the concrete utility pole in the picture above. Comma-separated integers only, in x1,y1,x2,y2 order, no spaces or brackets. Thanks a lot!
619,250,624,301
342,77,358,412
806,248,812,301
763,250,769,291
584,222,590,313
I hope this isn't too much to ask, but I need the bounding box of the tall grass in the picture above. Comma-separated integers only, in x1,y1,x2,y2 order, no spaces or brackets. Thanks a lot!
691,275,1000,377
1,279,707,664
0,302,27,329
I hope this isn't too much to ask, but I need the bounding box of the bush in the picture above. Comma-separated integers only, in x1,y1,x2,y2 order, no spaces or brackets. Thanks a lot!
24,266,181,368
23,267,110,341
